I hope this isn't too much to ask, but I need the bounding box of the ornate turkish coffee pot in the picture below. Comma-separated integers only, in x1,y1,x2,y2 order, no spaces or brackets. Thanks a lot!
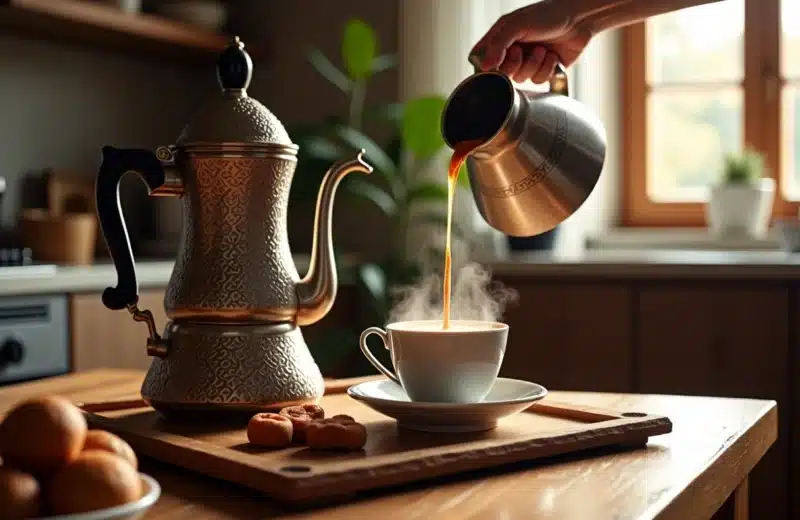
95,38,372,413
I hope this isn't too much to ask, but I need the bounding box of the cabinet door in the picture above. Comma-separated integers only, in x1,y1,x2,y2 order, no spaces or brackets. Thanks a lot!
495,278,634,392
638,282,789,520
790,286,800,520
70,290,168,372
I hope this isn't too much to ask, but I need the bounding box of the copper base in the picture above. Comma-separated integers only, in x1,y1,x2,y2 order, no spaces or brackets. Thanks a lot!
141,321,325,415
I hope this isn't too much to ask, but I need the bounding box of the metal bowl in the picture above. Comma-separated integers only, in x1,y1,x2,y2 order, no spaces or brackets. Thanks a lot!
40,473,161,520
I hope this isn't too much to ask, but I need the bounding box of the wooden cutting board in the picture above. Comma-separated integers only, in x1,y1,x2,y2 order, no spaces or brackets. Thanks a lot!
82,378,673,503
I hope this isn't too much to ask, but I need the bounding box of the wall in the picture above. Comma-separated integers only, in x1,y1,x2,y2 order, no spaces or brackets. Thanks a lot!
0,34,209,244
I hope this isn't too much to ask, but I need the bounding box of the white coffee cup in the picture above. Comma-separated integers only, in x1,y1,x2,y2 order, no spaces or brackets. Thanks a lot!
359,320,509,403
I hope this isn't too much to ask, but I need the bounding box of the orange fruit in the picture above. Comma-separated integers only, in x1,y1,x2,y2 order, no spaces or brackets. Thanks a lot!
83,430,138,470
48,451,141,515
0,467,40,520
0,395,87,475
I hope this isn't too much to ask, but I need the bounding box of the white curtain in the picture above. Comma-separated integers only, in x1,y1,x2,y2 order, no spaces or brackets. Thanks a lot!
397,0,596,260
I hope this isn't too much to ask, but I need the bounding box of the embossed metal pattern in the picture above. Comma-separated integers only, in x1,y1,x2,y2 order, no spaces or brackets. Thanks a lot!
141,322,325,411
164,153,300,321
175,92,293,146
476,107,569,199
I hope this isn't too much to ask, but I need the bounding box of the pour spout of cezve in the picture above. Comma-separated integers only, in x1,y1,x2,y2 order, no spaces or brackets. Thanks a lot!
296,150,373,326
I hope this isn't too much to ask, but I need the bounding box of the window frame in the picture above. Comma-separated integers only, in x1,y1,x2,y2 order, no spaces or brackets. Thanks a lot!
620,0,795,227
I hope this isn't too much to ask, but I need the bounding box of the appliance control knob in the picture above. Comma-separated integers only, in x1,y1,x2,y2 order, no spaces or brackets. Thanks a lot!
0,338,24,368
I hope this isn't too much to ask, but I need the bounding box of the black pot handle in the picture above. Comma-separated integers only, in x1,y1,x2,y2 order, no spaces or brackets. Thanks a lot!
96,146,166,311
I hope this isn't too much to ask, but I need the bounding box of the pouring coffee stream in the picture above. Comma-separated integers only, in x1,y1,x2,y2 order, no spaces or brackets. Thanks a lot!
443,140,482,329
439,51,607,329
442,50,606,236
95,37,373,413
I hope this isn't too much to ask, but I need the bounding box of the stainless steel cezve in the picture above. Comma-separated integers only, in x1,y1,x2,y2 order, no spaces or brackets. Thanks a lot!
442,57,607,237
95,37,373,413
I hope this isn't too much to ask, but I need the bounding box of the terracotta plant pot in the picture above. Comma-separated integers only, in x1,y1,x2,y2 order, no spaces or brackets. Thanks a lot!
20,209,97,265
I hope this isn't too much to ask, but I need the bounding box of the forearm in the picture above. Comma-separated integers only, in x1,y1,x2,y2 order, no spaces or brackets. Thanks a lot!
560,0,726,34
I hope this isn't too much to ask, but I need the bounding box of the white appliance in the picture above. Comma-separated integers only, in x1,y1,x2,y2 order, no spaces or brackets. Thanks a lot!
0,295,70,385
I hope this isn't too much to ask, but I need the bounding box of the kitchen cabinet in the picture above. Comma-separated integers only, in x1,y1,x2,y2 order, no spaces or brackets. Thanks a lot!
486,278,791,520
70,290,168,372
496,279,635,393
637,282,789,520
790,285,800,520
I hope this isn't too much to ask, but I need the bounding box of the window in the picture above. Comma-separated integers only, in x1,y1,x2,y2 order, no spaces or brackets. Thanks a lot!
621,0,800,226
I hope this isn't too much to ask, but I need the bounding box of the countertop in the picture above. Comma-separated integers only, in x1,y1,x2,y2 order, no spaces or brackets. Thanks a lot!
0,369,775,520
0,260,176,297
2,249,800,298
486,249,800,280
0,255,320,298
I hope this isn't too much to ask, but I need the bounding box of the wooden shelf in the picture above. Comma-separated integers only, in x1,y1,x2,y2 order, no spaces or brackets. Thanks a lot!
0,0,233,64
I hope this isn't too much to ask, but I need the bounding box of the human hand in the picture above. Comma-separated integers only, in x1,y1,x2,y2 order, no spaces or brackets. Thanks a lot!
471,0,593,84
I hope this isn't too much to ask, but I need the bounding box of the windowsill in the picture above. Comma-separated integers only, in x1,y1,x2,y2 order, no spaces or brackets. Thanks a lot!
586,227,783,252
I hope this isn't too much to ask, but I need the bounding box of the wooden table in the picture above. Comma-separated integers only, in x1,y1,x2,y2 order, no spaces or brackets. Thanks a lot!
0,370,776,520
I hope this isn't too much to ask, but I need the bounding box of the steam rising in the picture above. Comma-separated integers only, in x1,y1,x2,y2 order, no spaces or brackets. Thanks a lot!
387,262,518,325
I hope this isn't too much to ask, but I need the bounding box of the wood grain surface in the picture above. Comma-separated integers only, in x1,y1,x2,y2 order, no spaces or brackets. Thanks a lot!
80,389,672,502
0,370,777,520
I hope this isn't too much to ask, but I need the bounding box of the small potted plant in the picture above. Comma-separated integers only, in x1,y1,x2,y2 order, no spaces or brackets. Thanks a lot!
706,150,774,239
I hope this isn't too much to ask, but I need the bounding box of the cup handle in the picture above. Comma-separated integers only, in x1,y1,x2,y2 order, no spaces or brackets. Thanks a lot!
468,46,569,97
359,327,400,384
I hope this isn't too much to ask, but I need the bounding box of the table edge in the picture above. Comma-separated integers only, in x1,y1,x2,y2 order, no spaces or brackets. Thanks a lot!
644,400,778,520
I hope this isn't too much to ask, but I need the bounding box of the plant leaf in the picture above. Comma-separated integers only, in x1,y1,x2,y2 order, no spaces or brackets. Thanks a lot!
307,48,352,92
407,182,449,204
345,178,397,217
372,53,399,74
342,19,378,81
411,211,466,237
402,95,448,159
364,102,404,129
290,125,338,205
302,135,348,162
307,48,352,93
357,263,388,314
332,125,399,182
384,135,403,170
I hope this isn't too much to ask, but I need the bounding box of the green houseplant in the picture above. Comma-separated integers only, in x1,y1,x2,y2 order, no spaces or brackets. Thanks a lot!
721,150,765,184
289,19,468,376
706,149,774,239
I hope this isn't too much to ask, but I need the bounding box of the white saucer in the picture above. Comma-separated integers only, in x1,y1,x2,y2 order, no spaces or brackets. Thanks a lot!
347,378,548,433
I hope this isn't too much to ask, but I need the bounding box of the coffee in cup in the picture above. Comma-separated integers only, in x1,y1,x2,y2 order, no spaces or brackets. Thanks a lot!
359,320,508,403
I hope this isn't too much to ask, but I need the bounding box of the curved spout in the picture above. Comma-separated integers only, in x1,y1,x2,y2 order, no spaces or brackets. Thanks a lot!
296,150,373,326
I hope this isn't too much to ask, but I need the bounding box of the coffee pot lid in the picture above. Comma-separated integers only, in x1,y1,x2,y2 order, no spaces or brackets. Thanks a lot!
175,37,293,147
